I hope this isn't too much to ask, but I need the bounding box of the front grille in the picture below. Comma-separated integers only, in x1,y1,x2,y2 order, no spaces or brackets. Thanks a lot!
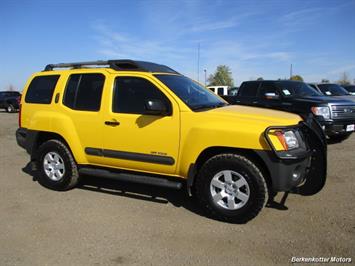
331,105,355,119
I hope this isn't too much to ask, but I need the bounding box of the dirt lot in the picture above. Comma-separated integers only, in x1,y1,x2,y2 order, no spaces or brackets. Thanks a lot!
0,112,354,266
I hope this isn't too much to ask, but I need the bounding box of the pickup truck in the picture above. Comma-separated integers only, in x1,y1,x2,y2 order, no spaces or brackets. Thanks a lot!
0,91,21,112
227,80,355,143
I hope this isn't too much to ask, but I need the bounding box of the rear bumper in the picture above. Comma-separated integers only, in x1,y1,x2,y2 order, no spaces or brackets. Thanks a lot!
16,128,37,155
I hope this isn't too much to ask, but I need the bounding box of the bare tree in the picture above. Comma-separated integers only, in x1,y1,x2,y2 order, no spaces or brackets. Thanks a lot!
338,72,351,86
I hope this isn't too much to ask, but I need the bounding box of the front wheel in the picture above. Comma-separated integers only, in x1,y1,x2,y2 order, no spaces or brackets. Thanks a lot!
194,154,268,223
36,139,79,191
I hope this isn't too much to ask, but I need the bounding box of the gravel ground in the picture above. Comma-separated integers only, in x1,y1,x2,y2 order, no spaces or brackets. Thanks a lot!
0,112,354,265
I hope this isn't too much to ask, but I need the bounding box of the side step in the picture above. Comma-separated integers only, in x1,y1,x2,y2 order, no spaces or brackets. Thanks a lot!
79,167,183,190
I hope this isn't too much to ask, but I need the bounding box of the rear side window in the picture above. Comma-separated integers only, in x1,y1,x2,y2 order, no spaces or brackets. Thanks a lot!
25,75,59,104
63,74,105,111
217,87,224,95
238,82,259,97
259,83,280,96
113,77,171,115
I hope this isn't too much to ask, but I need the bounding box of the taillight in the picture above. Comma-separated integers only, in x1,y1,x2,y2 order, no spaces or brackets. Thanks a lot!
18,95,22,128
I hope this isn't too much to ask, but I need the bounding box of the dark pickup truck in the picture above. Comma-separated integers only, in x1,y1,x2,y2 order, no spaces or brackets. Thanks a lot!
0,91,21,112
224,80,355,143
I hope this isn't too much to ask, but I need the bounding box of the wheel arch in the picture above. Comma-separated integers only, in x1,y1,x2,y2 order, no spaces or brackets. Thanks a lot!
187,146,272,195
31,131,72,161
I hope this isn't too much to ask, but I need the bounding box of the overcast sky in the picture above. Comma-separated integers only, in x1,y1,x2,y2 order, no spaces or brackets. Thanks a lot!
1,0,355,90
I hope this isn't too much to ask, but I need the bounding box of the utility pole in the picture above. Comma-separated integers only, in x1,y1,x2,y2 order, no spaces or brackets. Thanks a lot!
197,43,200,82
204,69,207,86
290,63,293,79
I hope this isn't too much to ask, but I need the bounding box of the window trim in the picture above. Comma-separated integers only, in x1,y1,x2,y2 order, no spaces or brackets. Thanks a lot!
112,76,173,116
62,73,105,112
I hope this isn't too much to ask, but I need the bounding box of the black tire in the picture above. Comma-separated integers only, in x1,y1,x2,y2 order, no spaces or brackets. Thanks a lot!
194,154,268,223
6,104,15,113
36,139,79,191
327,133,351,144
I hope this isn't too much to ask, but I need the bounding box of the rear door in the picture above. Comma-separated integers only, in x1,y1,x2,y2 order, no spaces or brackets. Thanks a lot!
59,72,106,165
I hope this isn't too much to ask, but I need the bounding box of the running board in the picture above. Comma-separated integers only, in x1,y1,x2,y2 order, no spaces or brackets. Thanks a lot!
79,167,182,190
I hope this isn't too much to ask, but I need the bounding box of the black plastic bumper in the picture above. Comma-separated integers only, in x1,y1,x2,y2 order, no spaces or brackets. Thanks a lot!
255,150,311,191
316,118,355,135
16,128,38,155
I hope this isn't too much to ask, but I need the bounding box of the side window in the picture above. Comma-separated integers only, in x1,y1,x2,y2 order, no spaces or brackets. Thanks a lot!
25,75,59,104
113,77,171,115
63,73,104,111
217,87,224,95
238,82,259,97
259,83,280,97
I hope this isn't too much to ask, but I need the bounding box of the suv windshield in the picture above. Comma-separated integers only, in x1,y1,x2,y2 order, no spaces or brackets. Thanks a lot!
155,75,227,111
317,84,350,96
275,81,321,97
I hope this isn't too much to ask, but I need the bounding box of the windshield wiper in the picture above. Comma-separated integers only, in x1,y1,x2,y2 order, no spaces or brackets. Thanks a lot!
192,102,228,111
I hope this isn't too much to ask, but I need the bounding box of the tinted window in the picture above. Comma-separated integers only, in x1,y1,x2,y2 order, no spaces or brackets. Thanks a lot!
259,83,280,96
344,85,355,93
238,82,259,97
25,75,59,104
63,74,104,111
155,75,226,111
217,87,224,95
113,77,171,115
317,84,350,96
275,81,321,97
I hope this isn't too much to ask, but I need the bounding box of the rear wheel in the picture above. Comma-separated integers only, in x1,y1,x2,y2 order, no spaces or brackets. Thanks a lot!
6,104,14,113
36,139,79,191
194,154,268,223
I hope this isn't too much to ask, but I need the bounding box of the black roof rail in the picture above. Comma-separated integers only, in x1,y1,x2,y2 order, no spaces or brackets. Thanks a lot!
44,59,179,74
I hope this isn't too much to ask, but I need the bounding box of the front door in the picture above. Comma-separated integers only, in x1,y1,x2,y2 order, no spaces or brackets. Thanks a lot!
101,75,180,175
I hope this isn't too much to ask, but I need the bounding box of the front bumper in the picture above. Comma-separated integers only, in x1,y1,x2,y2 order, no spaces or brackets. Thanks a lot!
258,120,327,194
255,150,311,191
316,117,355,135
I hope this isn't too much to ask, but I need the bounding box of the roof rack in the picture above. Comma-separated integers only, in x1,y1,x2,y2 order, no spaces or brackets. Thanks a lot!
44,59,179,74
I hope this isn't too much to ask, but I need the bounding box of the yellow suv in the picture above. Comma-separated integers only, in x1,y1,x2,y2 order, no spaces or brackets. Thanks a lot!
16,60,327,223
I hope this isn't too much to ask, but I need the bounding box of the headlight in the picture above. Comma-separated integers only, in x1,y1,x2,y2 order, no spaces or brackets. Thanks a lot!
311,106,330,119
275,130,299,150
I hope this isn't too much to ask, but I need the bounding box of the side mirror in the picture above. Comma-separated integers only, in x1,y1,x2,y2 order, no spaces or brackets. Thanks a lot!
264,92,280,100
145,99,168,115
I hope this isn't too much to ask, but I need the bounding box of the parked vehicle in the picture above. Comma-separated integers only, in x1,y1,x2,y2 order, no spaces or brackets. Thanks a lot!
342,85,355,95
309,83,355,102
206,85,230,96
0,91,21,112
16,60,327,223
227,80,355,143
